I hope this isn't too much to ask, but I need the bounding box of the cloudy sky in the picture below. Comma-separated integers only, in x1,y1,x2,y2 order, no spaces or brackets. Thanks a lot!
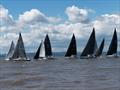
0,0,120,54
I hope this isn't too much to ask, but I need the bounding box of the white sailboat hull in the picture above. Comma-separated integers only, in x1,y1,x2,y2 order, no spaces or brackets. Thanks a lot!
65,55,77,59
34,56,54,60
5,58,10,61
38,57,47,60
10,57,30,61
80,54,95,59
106,54,118,58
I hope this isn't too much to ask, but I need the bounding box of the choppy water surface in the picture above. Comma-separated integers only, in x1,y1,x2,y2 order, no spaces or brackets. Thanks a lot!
0,56,120,90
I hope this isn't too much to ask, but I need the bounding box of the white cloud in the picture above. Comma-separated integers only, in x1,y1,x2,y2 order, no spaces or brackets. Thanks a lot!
18,9,61,25
0,5,14,26
65,5,93,23
47,17,61,23
93,14,120,36
19,9,48,24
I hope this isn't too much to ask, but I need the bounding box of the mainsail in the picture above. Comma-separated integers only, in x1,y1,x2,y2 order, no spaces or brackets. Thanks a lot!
6,41,15,59
95,38,105,57
107,29,117,55
80,28,96,57
34,43,42,59
65,34,77,57
44,34,52,57
11,33,27,59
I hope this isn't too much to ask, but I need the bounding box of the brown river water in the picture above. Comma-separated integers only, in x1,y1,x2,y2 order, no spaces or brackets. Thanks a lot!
0,56,120,90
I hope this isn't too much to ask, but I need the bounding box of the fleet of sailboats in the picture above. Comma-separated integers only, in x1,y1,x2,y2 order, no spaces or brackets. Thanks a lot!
5,28,119,61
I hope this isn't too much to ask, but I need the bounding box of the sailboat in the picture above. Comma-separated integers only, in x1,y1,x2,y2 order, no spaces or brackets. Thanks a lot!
106,29,118,57
65,34,77,58
80,28,97,59
34,34,53,60
95,38,105,57
11,33,30,61
34,40,46,60
44,34,53,58
5,41,15,60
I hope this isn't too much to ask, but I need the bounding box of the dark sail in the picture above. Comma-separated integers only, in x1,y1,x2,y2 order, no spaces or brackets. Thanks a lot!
44,34,52,57
6,41,15,59
11,33,27,59
81,28,96,57
95,38,105,57
107,29,117,55
34,43,42,59
65,34,77,57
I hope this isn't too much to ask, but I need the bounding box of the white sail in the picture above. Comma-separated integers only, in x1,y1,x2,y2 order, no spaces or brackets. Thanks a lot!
39,40,45,58
93,40,98,55
6,41,15,60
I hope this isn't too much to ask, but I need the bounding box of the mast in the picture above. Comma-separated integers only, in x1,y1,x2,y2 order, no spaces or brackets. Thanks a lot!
107,29,117,55
80,28,96,57
95,38,105,57
65,34,77,57
44,34,52,57
11,33,27,59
